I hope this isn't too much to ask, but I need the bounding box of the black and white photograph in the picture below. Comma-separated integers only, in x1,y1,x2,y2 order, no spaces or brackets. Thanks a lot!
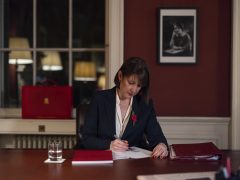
158,8,197,64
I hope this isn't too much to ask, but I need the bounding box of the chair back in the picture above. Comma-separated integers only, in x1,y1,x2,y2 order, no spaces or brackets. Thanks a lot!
75,104,89,149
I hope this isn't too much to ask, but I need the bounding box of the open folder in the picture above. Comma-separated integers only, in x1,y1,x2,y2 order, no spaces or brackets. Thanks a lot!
112,146,152,160
169,142,222,160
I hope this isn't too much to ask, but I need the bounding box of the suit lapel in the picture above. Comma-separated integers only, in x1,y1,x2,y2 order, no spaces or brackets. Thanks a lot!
105,87,117,136
121,96,140,139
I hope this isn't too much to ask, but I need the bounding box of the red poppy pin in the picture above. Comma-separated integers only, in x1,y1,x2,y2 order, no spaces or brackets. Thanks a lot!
131,111,137,126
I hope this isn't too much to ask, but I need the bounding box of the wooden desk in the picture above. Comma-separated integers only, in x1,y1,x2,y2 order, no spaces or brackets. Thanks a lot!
0,150,239,180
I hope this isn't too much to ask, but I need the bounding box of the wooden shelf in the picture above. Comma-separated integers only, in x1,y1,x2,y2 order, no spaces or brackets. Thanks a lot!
0,118,75,135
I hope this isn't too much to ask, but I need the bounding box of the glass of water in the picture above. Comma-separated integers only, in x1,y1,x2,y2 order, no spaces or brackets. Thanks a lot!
48,139,62,161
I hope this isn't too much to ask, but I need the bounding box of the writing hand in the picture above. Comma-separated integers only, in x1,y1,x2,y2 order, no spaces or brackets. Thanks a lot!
152,143,168,159
110,139,129,152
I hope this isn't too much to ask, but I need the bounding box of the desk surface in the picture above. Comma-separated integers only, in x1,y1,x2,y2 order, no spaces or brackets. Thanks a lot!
0,149,239,180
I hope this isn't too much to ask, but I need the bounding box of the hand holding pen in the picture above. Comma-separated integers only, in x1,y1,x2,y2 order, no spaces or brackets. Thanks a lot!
110,135,129,152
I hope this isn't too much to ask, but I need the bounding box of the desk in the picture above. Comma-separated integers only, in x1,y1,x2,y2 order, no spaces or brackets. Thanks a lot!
0,150,239,180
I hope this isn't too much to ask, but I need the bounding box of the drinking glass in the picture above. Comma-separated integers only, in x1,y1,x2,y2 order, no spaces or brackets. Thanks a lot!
48,139,62,161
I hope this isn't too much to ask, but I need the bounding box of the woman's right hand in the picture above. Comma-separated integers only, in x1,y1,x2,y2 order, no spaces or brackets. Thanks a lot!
110,139,129,151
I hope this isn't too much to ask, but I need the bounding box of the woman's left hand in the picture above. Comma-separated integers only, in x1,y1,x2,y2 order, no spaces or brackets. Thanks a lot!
152,143,168,159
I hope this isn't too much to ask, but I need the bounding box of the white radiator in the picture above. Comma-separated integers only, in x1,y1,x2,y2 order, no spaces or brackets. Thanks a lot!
14,135,76,149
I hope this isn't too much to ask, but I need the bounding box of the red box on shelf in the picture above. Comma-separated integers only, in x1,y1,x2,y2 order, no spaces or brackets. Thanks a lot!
22,86,72,119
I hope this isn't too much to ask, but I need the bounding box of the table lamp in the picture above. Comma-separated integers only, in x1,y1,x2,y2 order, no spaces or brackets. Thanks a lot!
98,75,106,90
9,37,32,64
41,51,63,71
74,61,97,81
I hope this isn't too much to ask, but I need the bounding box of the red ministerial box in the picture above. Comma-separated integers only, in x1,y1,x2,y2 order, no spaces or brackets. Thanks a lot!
22,86,72,119
72,150,113,165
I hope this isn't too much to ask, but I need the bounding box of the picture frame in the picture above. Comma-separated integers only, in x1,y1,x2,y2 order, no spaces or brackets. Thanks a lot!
158,8,197,64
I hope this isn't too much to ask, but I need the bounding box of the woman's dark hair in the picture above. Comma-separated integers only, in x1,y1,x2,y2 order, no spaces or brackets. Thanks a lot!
114,57,150,103
174,22,184,30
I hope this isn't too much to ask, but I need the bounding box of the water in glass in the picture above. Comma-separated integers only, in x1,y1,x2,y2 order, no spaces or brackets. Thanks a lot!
48,140,62,161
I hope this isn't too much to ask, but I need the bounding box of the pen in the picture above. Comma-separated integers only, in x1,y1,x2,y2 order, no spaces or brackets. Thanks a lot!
114,134,125,142
114,135,127,143
114,134,119,139
226,157,231,177
114,134,129,150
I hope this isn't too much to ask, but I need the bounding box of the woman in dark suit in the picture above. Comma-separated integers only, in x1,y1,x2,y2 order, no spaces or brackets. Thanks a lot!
81,57,168,159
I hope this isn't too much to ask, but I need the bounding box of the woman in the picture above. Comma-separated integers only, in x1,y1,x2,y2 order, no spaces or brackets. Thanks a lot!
81,57,168,159
169,23,192,56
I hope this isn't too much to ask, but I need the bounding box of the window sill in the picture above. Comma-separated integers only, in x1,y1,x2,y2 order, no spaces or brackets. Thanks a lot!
0,117,75,135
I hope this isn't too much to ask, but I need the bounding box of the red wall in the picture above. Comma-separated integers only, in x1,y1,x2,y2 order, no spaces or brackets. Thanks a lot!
124,0,231,116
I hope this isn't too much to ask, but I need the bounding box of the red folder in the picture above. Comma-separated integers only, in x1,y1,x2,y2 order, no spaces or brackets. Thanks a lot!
22,86,72,119
72,150,113,165
169,142,222,160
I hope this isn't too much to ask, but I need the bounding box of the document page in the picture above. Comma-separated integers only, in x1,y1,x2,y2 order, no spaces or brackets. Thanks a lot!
112,146,152,160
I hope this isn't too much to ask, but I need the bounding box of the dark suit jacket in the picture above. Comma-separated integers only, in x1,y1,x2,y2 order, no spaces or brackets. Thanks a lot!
81,87,168,150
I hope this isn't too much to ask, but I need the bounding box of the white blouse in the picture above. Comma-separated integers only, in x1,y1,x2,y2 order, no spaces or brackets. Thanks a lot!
115,90,133,138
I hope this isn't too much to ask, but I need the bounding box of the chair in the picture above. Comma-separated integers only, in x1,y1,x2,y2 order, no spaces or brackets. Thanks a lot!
75,104,89,149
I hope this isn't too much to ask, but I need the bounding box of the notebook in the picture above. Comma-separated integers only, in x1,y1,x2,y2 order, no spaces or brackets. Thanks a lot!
72,150,113,165
22,85,72,119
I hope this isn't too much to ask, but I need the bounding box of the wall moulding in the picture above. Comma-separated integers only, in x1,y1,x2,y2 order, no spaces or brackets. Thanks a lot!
158,116,230,149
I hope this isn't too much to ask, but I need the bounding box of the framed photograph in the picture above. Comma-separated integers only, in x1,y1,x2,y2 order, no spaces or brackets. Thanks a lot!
158,8,197,64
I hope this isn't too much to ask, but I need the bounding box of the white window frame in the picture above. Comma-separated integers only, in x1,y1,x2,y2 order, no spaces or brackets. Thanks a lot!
0,0,124,118
231,0,240,150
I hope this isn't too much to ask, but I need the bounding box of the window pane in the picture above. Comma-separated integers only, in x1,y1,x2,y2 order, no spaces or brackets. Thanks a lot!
4,51,33,107
37,0,68,48
5,0,33,48
0,0,106,110
72,52,105,107
72,0,105,48
36,51,69,86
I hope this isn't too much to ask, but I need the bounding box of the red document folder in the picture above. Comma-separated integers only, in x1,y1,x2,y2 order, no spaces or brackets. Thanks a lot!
169,142,222,160
22,86,72,119
72,150,113,165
